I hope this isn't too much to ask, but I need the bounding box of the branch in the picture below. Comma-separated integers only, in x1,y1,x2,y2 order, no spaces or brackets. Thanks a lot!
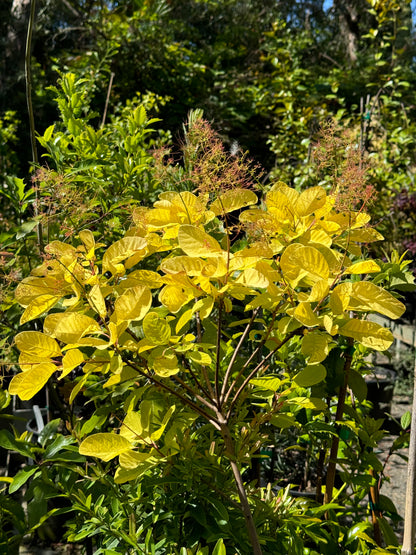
226,328,302,418
220,308,259,404
125,358,220,429
25,0,43,253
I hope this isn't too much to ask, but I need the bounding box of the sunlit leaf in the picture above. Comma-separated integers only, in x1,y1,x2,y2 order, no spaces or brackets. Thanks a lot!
114,286,152,322
61,349,85,378
159,285,193,313
153,353,179,377
339,319,394,350
44,313,101,344
15,331,61,357
293,302,320,327
210,188,257,215
295,186,326,217
9,363,57,400
143,312,171,345
178,225,222,258
20,294,61,324
103,236,147,274
349,282,405,320
79,433,131,462
343,260,380,274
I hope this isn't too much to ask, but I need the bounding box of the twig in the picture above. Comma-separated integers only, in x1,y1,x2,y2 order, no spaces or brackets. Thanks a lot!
25,0,43,253
101,72,115,128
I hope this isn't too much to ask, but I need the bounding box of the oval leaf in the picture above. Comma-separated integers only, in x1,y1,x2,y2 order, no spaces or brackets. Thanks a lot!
294,364,327,387
79,433,131,462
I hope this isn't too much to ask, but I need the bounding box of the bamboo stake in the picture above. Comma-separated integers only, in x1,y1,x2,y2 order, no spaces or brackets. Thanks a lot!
401,352,416,555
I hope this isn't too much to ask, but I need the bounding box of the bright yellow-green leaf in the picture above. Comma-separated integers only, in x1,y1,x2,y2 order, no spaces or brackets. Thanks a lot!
103,366,138,388
159,285,193,313
61,349,85,378
44,313,101,344
18,352,52,372
349,281,405,320
295,186,326,217
294,364,327,387
153,353,179,377
288,397,327,411
9,363,57,400
176,308,193,333
235,268,269,288
20,294,61,324
120,411,147,443
293,302,320,327
79,433,132,462
15,331,61,357
307,280,330,303
143,313,171,345
114,286,152,323
330,283,352,315
343,260,380,274
339,319,394,351
79,229,95,259
178,225,222,258
188,351,212,365
210,188,257,215
119,450,157,469
280,244,330,286
124,269,163,288
301,332,332,363
349,228,384,243
250,376,281,391
103,236,147,274
87,284,107,317
161,256,205,276
192,296,214,320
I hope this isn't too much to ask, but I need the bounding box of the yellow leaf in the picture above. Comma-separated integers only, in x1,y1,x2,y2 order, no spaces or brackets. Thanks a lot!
210,188,257,215
159,285,193,313
339,319,394,351
79,230,95,259
87,284,107,317
178,225,222,258
280,244,329,286
143,313,171,345
103,237,147,274
307,280,330,303
114,286,152,322
161,256,205,276
176,308,194,333
103,366,139,388
330,283,352,315
61,349,85,378
153,353,180,377
79,433,132,462
343,260,380,274
15,331,61,357
293,302,320,327
119,450,156,469
349,282,405,320
301,332,332,363
188,351,212,365
295,186,326,217
44,312,101,344
18,353,52,372
20,294,61,324
123,270,163,288
349,228,384,243
192,296,214,320
9,363,57,400
45,241,77,257
235,268,269,289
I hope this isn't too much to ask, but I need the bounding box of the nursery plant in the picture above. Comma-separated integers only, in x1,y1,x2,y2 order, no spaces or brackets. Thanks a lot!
4,112,411,553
